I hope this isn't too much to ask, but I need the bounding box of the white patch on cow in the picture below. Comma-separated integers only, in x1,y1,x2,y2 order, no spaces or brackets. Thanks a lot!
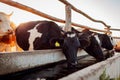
101,47,106,51
67,33,76,38
94,35,101,45
28,23,42,50
109,36,116,46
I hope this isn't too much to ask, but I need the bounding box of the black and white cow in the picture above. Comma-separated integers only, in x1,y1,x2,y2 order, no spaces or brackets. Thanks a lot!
15,20,90,68
72,28,115,61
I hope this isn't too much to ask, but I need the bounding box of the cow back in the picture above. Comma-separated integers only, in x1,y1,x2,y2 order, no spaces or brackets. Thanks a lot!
15,21,63,50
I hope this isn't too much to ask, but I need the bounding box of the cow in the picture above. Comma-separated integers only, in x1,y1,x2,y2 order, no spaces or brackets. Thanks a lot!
72,28,115,61
0,12,15,52
0,12,13,36
0,12,22,52
15,20,91,68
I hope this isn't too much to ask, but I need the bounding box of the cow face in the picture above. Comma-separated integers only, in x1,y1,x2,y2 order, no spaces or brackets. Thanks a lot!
50,31,80,68
0,12,13,36
98,34,114,50
62,31,80,68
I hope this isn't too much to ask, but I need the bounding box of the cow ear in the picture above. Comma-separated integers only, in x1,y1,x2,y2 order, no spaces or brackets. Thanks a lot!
55,41,61,47
50,38,64,47
91,33,95,36
71,27,80,33
61,29,65,35
7,12,13,17
78,33,83,36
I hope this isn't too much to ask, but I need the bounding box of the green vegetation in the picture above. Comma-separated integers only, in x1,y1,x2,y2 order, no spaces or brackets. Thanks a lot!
99,69,110,80
99,69,120,80
110,76,120,80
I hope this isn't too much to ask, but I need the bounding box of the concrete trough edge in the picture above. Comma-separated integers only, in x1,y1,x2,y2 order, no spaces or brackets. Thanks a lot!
60,52,120,80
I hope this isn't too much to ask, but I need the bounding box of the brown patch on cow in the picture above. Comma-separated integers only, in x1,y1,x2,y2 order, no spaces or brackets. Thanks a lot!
0,34,15,44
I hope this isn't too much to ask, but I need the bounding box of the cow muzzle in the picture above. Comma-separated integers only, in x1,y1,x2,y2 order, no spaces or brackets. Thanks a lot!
7,29,13,34
0,29,13,38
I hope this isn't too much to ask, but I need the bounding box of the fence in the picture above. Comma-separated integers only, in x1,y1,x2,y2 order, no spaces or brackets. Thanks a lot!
0,0,110,32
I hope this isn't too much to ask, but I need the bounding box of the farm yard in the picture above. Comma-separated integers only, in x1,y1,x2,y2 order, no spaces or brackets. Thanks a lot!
0,0,120,80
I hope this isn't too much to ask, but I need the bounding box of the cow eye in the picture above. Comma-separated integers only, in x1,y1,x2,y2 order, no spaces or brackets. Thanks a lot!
111,37,113,40
109,36,112,40
0,20,2,22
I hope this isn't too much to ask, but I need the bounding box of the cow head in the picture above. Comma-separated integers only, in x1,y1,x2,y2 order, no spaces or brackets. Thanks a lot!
0,12,13,36
62,31,80,68
98,34,114,50
50,30,80,68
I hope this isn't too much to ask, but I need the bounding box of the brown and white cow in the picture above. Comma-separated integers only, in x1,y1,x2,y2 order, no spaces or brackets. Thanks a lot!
0,12,13,36
0,12,19,52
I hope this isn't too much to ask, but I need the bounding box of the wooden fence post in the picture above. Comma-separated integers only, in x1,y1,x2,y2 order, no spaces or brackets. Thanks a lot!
64,5,71,31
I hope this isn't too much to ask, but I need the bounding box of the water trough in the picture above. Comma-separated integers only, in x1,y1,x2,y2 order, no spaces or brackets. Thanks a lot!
0,49,87,75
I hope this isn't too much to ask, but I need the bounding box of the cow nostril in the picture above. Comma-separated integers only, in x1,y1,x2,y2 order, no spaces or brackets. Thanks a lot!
7,29,13,34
